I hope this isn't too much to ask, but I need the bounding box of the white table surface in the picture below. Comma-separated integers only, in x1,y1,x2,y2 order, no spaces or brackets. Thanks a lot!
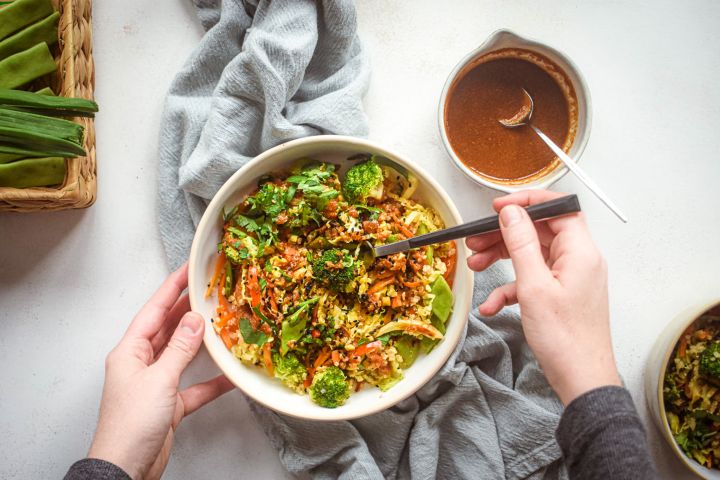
1,0,719,478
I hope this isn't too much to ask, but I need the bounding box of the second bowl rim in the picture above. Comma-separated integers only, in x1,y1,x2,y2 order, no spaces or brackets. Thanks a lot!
651,299,720,477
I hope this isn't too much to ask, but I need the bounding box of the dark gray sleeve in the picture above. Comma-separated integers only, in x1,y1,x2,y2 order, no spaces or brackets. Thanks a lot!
64,458,131,480
556,385,657,480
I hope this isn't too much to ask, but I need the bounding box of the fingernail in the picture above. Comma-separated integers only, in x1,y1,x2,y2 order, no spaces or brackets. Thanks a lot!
181,313,203,335
500,205,522,227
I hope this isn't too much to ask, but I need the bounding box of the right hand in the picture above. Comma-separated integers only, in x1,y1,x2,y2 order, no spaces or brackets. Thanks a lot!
466,190,621,405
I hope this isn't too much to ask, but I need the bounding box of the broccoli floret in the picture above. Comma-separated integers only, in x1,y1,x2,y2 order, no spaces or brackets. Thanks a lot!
700,342,720,382
343,159,384,203
312,249,355,292
310,366,350,408
273,353,307,389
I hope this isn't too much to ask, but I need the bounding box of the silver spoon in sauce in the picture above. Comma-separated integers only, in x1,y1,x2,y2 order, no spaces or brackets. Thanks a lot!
499,88,628,223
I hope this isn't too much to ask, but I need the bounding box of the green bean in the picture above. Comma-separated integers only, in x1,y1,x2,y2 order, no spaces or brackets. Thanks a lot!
0,107,85,144
0,152,25,164
0,143,75,158
0,42,56,89
0,0,54,41
0,88,98,117
0,12,59,61
0,156,65,188
0,127,85,157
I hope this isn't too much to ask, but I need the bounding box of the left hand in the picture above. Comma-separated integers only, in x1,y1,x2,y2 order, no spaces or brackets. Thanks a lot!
88,264,234,479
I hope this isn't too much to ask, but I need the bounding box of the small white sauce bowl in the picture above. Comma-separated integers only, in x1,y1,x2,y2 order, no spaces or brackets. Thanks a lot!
188,135,473,421
438,29,593,193
645,299,720,478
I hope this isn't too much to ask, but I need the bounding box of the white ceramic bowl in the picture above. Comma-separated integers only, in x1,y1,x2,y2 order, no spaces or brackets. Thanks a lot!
645,300,720,478
438,29,593,193
188,135,473,421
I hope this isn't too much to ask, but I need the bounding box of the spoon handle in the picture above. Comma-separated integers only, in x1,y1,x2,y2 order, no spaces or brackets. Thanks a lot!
530,125,628,223
373,195,581,257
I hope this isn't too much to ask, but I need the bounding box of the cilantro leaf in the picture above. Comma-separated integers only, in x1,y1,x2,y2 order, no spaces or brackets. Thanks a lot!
239,317,268,346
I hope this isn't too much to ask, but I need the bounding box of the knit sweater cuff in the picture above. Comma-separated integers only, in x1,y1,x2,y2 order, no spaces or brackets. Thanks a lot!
64,458,131,480
556,385,640,456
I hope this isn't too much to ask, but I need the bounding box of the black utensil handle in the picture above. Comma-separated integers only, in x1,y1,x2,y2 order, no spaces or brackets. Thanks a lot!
407,194,581,249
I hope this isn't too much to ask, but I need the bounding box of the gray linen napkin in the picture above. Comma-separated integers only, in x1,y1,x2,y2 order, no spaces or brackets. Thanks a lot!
250,265,567,480
157,1,567,478
158,0,370,268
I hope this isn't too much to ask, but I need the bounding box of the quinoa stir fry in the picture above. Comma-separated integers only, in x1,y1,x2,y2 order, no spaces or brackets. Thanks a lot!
206,156,456,408
664,312,720,468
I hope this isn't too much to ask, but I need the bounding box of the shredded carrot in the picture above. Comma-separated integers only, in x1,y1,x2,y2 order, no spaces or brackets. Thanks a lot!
312,303,319,323
678,324,696,359
376,270,396,280
267,287,279,316
313,348,331,370
398,223,414,238
332,350,340,366
384,310,392,324
263,343,274,376
391,294,402,309
678,336,688,359
304,373,313,389
353,340,382,357
443,241,457,285
403,280,422,288
355,381,363,392
369,276,395,295
220,329,234,349
391,213,414,239
215,285,234,328
248,265,261,307
206,253,226,298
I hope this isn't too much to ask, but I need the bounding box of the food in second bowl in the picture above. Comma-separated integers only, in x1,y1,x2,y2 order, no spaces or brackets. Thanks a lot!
206,156,456,408
444,48,578,184
664,311,720,468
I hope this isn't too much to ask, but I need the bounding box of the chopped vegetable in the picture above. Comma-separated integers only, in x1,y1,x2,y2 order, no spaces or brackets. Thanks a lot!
700,342,720,383
342,158,384,203
280,297,318,355
310,366,350,408
273,353,307,389
239,317,267,346
375,318,443,340
430,276,453,334
395,336,421,368
312,249,355,292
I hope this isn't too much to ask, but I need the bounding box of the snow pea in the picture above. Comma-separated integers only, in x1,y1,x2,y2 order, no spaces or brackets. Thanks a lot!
0,12,59,61
0,42,56,89
0,156,65,188
0,0,54,41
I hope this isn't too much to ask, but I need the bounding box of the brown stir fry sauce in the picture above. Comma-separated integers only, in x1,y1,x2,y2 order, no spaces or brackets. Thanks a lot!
444,48,578,183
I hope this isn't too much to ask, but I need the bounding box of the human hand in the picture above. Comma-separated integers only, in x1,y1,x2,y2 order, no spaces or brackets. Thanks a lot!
88,264,234,479
466,190,621,405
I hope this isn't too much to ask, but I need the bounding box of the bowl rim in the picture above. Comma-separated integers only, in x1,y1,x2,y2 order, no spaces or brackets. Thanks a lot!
654,299,720,477
188,135,473,421
437,28,593,193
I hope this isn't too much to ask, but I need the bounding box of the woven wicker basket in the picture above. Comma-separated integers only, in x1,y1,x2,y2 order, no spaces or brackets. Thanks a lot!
0,0,96,212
